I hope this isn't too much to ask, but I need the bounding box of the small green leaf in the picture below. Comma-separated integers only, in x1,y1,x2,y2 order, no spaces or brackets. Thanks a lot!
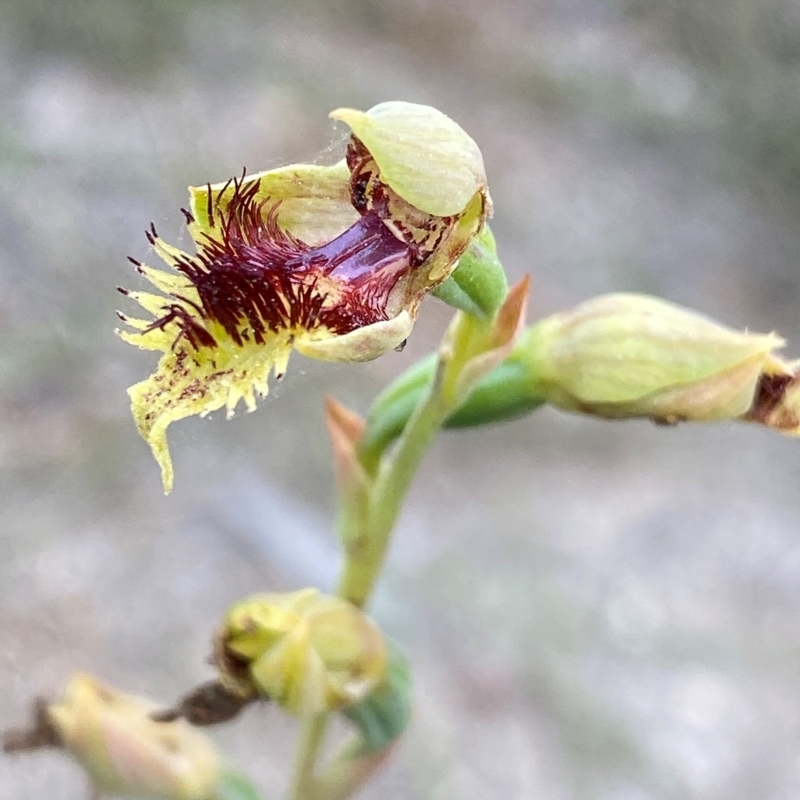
342,646,412,754
433,225,508,320
445,358,545,427
360,353,437,468
360,348,545,465
214,771,265,800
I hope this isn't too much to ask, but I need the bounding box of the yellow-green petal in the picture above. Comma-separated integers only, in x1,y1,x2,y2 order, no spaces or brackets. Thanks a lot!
189,160,355,246
127,326,294,494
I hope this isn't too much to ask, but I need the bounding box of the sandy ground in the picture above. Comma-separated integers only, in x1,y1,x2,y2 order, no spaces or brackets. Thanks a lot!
2,1,800,798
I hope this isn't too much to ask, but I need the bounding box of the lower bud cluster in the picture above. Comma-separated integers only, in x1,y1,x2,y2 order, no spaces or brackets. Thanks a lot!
213,588,386,716
3,589,387,800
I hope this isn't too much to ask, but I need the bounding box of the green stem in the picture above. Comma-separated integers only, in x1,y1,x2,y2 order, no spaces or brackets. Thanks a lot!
285,358,450,800
287,713,330,800
287,306,499,799
337,357,449,608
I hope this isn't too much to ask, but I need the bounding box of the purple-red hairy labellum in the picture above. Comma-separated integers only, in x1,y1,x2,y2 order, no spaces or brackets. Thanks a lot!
143,173,413,354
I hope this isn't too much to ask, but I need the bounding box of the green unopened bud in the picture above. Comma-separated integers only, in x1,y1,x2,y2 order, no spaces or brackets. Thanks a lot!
521,293,789,424
359,293,800,447
215,588,386,716
46,674,221,800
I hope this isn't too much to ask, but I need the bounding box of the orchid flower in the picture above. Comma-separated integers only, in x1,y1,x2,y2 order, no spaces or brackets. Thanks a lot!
118,101,491,492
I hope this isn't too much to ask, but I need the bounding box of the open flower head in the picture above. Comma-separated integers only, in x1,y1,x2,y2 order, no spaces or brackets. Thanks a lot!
118,101,490,492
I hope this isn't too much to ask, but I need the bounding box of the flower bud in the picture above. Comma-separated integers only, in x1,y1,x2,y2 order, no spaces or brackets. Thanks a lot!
520,293,789,424
46,674,220,799
214,589,386,716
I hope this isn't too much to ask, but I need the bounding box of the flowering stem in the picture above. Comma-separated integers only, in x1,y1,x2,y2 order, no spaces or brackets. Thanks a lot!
337,356,449,607
288,713,330,800
286,357,450,800
288,296,511,800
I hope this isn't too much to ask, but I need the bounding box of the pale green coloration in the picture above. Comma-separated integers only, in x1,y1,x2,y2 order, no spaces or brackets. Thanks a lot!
47,674,221,800
522,293,787,421
295,311,414,362
330,101,488,217
218,589,386,716
188,161,357,247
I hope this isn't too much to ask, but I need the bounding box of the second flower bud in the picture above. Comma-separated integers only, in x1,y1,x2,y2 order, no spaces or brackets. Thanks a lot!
521,293,792,425
214,588,386,716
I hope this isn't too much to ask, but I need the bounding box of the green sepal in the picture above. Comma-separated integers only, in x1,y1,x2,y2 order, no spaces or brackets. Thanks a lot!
214,771,265,800
360,350,544,465
342,646,411,754
432,226,508,320
445,358,545,427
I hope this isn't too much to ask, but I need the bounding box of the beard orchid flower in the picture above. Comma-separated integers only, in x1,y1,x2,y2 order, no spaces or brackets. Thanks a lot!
117,102,491,493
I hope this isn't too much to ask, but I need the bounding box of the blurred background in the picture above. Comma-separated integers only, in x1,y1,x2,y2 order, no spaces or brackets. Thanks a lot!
2,0,800,798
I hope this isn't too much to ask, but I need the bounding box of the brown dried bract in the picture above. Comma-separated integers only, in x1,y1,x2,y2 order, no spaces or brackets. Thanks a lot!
150,681,257,727
745,371,800,430
2,697,61,753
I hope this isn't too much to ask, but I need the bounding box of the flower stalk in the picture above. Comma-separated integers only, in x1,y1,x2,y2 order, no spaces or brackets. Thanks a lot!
335,276,527,609
285,268,526,800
